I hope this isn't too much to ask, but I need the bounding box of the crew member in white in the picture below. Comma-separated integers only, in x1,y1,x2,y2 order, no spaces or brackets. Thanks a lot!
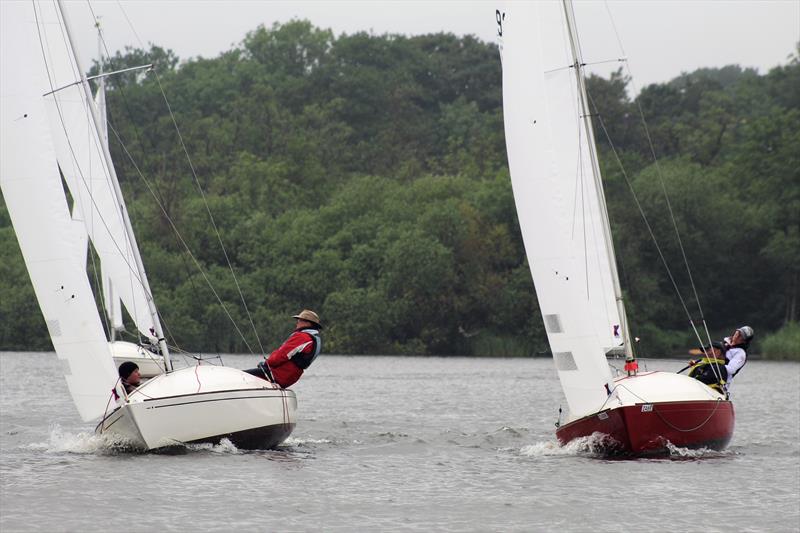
723,326,753,389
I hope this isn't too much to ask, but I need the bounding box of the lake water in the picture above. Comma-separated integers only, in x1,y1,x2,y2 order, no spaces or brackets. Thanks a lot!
1,352,798,532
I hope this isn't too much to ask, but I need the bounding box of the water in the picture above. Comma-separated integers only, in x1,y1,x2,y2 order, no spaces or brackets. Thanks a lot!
1,353,798,532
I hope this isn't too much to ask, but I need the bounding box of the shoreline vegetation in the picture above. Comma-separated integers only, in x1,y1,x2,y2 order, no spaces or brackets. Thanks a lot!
1,22,798,360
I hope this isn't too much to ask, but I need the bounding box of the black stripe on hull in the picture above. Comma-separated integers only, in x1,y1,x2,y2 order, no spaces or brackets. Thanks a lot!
186,422,296,450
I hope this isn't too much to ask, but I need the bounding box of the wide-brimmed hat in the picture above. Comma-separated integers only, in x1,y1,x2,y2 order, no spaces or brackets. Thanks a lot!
292,309,321,328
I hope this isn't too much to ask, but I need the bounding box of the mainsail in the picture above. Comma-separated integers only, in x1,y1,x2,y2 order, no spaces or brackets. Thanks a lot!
498,1,628,418
1,1,117,421
35,2,157,341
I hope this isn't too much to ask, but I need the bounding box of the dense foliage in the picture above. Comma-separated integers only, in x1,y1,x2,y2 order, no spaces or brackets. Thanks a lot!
761,322,800,360
1,22,797,358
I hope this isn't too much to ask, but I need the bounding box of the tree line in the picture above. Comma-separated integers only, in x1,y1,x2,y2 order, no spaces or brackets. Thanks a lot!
1,22,797,358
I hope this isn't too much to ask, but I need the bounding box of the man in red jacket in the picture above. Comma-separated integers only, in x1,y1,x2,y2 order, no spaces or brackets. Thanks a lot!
245,309,322,388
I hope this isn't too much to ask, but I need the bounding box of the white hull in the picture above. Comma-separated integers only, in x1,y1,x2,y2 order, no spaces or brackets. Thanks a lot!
110,341,165,378
97,365,296,449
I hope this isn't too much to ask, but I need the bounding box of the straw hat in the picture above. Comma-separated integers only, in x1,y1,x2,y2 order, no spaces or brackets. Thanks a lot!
292,309,321,328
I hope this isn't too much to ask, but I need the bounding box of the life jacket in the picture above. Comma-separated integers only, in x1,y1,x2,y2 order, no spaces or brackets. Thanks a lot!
290,328,322,370
688,354,728,393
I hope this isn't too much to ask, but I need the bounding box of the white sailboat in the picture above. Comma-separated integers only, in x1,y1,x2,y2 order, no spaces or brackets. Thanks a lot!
1,1,296,450
496,1,734,454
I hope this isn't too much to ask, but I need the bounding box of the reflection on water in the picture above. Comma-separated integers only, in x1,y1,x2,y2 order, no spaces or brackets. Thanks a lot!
1,352,798,532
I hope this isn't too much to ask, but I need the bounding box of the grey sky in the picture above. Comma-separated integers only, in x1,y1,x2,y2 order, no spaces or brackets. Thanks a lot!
64,0,800,90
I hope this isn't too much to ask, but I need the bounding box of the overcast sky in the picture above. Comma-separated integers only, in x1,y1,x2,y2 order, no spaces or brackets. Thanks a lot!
59,1,800,90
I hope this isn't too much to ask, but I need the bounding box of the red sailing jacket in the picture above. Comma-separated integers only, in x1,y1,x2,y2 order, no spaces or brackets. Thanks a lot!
266,329,316,388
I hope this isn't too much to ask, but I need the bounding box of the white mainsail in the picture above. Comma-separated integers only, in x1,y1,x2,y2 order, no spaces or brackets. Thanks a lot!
35,2,157,341
498,1,627,418
1,1,118,421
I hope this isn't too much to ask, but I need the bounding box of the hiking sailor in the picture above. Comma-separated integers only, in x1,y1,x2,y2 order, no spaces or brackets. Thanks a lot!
245,309,322,389
722,325,753,390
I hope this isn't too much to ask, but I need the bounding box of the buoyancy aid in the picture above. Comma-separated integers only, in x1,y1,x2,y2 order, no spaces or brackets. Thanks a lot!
688,343,729,392
290,328,322,369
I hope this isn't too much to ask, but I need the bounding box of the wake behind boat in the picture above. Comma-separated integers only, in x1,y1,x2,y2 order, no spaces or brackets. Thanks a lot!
1,1,296,450
496,1,734,455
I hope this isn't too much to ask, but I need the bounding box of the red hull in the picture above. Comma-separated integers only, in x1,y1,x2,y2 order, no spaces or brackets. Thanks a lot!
555,400,734,455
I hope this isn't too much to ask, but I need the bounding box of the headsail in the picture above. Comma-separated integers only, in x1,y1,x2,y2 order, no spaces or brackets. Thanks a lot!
498,1,626,418
1,1,118,421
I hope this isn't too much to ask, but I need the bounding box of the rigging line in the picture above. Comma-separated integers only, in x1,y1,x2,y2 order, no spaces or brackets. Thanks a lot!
113,0,145,50
575,79,615,326
151,69,266,355
568,38,619,336
565,1,631,354
587,94,706,348
86,3,206,341
602,0,713,346
86,11,133,342
86,0,170,222
105,120,256,355
50,2,148,345
34,3,152,333
568,54,593,306
87,1,158,168
109,0,264,354
631,92,710,328
88,2,253,356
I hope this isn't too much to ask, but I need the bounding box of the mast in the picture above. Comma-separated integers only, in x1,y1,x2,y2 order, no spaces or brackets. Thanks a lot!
56,1,173,370
561,0,633,358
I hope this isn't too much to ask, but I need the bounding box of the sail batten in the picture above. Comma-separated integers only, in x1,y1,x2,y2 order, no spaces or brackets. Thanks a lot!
498,1,625,418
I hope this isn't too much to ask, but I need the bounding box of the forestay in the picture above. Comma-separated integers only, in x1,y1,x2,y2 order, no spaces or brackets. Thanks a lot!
1,2,118,421
497,1,626,418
